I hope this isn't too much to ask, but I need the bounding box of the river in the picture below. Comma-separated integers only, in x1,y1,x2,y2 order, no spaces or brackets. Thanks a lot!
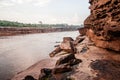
0,31,79,80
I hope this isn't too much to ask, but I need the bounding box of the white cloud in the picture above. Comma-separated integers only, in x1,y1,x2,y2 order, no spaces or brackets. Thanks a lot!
35,13,81,25
70,13,81,24
11,0,24,4
52,13,81,25
0,0,14,7
33,0,52,7
0,2,13,7
0,0,53,7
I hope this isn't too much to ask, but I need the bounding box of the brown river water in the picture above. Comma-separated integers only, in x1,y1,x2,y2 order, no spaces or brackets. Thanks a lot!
0,31,79,80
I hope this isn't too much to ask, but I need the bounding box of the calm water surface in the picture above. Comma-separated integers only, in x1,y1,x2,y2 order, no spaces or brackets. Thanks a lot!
0,31,79,80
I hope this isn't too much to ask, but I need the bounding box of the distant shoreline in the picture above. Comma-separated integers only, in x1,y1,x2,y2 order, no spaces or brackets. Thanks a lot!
0,27,77,36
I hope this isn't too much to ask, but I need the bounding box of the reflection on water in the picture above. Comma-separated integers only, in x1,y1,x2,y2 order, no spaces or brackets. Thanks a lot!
0,31,79,80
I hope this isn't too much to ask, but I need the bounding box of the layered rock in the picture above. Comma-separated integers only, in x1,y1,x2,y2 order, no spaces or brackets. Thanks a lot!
84,0,120,51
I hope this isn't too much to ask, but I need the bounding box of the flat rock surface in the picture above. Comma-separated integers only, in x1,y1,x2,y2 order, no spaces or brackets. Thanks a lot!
12,58,58,80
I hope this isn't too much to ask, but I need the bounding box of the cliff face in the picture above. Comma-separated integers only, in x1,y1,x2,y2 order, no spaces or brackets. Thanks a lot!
84,0,120,51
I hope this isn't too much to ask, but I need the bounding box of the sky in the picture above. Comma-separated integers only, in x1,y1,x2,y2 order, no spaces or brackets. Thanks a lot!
0,0,90,25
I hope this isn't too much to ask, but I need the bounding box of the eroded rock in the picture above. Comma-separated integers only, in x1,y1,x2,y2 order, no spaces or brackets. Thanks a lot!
63,37,74,43
84,0,120,51
60,37,76,53
49,47,62,57
38,68,56,80
78,27,87,36
53,64,72,74
55,54,76,66
54,54,82,74
68,59,82,66
60,41,76,54
49,37,76,57
73,36,85,45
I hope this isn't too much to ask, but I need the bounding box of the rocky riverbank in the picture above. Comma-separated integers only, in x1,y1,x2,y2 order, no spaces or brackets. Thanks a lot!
12,0,120,80
11,35,120,80
0,27,77,36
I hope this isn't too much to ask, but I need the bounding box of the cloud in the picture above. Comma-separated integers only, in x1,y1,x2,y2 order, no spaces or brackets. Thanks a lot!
33,0,52,7
54,13,81,25
0,0,14,7
36,13,81,25
11,0,24,4
0,0,53,7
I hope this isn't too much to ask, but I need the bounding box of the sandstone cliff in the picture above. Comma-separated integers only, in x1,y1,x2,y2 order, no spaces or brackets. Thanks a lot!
84,0,120,51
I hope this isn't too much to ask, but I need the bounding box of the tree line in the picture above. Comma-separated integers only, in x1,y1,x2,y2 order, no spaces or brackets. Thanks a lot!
0,20,81,28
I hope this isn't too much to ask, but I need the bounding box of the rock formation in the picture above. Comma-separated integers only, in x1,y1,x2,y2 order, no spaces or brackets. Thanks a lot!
11,0,120,80
49,37,76,57
38,68,56,80
78,27,87,36
84,0,120,51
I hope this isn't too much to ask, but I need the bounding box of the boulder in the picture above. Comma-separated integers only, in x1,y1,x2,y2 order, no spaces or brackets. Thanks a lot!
60,41,76,54
49,47,62,57
68,59,82,66
53,53,82,74
53,64,72,74
78,28,87,36
55,54,75,66
84,0,120,51
38,68,56,80
55,54,82,66
49,37,75,57
63,37,74,43
73,36,85,45
61,37,75,53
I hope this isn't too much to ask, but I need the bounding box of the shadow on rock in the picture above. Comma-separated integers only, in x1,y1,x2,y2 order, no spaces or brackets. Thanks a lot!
23,75,37,80
90,59,120,80
38,68,56,80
